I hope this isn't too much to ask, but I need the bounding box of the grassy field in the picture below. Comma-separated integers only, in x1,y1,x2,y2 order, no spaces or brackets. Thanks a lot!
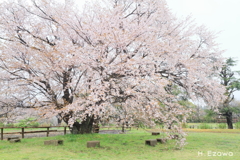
185,123,240,129
0,129,240,160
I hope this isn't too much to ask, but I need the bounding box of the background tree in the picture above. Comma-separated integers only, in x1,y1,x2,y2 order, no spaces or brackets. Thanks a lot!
229,100,240,114
219,58,240,129
0,0,226,148
203,109,217,123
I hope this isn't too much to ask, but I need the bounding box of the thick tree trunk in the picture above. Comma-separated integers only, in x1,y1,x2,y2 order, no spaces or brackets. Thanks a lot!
69,115,95,134
225,112,233,129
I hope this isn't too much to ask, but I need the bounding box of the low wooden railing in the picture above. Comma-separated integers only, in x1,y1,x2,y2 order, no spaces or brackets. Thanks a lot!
99,126,131,130
0,126,68,140
1,124,139,140
98,124,139,132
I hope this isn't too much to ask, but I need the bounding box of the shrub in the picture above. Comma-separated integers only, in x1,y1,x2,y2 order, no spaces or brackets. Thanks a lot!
181,123,188,128
235,122,240,129
0,122,4,127
15,122,27,127
134,121,152,129
29,122,40,127
199,123,212,129
40,122,52,127
218,123,226,129
5,123,14,127
15,118,39,127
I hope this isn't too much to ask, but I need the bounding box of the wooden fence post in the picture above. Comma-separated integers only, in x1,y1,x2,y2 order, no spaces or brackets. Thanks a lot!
122,124,125,133
1,128,3,140
47,127,49,137
64,127,67,135
21,128,24,138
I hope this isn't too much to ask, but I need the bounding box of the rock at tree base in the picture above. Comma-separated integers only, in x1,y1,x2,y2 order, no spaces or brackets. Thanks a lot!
156,138,167,144
87,141,100,148
44,140,63,146
152,132,160,135
9,139,21,143
145,139,157,146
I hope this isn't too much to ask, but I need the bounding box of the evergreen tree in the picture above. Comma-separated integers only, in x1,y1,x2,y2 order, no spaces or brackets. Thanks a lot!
219,58,240,129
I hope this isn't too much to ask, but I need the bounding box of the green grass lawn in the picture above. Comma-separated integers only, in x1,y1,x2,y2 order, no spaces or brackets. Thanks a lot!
0,129,239,160
186,123,240,129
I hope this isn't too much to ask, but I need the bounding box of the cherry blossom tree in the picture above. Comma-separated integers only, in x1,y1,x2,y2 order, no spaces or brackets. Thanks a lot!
0,0,225,148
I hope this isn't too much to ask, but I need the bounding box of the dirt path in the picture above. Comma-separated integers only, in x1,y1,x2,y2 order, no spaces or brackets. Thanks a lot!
2,131,70,140
1,130,125,140
99,130,125,134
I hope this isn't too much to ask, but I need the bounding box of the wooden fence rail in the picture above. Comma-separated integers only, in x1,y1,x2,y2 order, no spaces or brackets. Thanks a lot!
1,125,139,140
97,124,139,133
0,126,68,140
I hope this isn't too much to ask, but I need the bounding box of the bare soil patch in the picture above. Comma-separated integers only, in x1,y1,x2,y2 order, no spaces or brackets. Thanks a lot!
2,130,126,140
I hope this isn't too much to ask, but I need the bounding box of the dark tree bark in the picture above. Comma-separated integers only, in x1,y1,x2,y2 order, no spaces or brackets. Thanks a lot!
225,112,233,129
68,115,95,134
60,68,96,134
62,68,74,106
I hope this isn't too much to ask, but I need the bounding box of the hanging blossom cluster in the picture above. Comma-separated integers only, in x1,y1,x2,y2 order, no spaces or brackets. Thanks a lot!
0,0,225,148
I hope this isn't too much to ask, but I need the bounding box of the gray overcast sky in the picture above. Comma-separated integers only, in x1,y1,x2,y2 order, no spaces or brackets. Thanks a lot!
167,0,240,99
167,0,240,70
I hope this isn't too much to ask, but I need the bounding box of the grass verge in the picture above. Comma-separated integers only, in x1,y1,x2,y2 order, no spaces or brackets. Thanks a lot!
0,129,239,160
